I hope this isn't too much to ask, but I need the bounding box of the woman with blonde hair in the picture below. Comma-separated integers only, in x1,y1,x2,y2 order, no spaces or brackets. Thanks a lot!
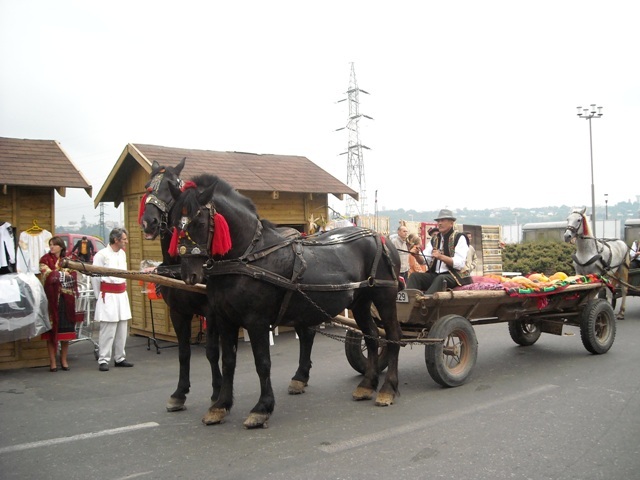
407,233,426,276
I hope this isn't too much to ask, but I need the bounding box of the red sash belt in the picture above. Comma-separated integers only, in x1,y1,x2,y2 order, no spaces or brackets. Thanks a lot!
100,282,126,301
100,282,127,293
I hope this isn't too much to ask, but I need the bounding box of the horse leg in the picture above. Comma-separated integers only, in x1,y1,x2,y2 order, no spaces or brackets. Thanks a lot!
166,309,192,412
616,264,629,320
243,323,276,429
616,284,627,320
372,297,401,407
351,301,380,402
205,313,222,404
202,319,237,425
288,325,315,395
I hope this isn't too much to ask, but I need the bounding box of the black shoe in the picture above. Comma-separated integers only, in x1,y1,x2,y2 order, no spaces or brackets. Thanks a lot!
114,360,134,368
99,363,109,372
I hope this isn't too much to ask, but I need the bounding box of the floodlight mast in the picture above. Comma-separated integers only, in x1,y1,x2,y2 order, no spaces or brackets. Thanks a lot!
576,104,603,238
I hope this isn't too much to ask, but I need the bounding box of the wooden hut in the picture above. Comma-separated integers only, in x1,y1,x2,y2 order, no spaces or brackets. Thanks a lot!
94,143,357,342
0,137,92,370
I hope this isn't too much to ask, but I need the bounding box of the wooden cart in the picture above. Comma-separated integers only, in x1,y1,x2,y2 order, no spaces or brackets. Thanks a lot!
61,259,615,389
335,282,615,388
613,268,640,301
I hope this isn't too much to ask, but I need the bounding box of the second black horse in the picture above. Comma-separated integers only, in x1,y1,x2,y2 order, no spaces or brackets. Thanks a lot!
169,173,403,428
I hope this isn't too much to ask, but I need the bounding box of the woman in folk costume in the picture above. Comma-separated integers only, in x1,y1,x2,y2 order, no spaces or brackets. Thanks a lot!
39,236,78,372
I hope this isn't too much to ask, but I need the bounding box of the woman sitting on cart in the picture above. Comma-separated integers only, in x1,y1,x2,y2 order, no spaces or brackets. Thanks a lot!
39,236,79,372
407,209,472,294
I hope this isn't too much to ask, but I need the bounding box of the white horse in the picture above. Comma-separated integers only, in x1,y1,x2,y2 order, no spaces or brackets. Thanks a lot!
564,207,630,319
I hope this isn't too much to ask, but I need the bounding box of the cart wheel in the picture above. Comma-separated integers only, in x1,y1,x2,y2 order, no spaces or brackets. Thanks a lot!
580,299,616,354
344,330,389,375
425,314,477,387
508,319,541,346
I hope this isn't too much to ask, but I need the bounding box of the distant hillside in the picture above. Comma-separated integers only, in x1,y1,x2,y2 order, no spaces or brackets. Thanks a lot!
379,200,640,229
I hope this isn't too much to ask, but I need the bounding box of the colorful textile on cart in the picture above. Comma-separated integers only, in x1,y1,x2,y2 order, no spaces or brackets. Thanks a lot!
455,273,606,310
501,273,604,296
456,273,606,296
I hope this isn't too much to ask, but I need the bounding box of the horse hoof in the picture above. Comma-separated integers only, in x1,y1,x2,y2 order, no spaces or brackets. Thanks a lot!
166,397,186,412
202,407,228,425
243,412,270,429
288,379,307,395
352,386,374,401
375,392,395,406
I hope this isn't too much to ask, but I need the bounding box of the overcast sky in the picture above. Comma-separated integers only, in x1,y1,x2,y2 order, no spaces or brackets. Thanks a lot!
1,1,639,226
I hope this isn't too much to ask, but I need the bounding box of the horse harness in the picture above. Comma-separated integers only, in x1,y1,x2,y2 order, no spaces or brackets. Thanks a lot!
567,215,624,272
179,212,399,327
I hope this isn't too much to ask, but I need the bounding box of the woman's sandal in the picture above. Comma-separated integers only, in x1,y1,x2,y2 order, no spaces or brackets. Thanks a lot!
50,367,57,372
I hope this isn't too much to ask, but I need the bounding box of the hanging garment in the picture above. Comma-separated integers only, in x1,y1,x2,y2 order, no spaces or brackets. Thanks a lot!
0,222,16,271
17,229,52,274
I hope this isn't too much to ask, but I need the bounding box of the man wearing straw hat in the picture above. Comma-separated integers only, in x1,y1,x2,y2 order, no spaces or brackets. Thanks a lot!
407,208,472,293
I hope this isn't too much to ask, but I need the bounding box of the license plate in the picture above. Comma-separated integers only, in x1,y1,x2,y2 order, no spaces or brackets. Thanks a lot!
396,291,409,303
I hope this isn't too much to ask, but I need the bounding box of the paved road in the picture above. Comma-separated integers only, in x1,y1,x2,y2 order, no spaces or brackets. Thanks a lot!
2,298,640,480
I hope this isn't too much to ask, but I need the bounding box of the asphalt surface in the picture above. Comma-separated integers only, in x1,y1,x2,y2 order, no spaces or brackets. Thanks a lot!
2,298,640,480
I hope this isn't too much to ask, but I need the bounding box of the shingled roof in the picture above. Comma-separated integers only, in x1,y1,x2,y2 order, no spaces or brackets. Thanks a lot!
0,137,92,196
95,143,357,207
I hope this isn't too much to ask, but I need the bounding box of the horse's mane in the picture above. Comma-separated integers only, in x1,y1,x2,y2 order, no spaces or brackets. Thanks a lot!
572,208,591,236
171,173,257,225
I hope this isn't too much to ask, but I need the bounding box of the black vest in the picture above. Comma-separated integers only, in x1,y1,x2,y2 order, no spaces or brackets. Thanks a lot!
428,230,471,283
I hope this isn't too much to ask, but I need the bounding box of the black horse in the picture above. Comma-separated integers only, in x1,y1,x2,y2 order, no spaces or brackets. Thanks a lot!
140,160,318,420
139,159,221,413
169,173,402,428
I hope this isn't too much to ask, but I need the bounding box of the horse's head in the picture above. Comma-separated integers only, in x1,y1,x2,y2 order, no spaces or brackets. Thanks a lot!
170,175,234,285
564,207,589,243
139,158,186,240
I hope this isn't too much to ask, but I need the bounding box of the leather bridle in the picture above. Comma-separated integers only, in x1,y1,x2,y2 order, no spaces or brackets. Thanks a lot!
143,170,183,235
564,213,584,237
176,202,215,258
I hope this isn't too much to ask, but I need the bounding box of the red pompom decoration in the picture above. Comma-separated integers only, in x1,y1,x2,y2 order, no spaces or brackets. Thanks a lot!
168,227,180,257
211,213,232,256
138,193,148,225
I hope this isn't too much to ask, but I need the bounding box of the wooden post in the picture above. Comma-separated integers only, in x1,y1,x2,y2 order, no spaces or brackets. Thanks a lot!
60,258,207,294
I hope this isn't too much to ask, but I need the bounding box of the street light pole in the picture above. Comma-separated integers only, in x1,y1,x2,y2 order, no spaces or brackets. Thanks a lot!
577,104,603,238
